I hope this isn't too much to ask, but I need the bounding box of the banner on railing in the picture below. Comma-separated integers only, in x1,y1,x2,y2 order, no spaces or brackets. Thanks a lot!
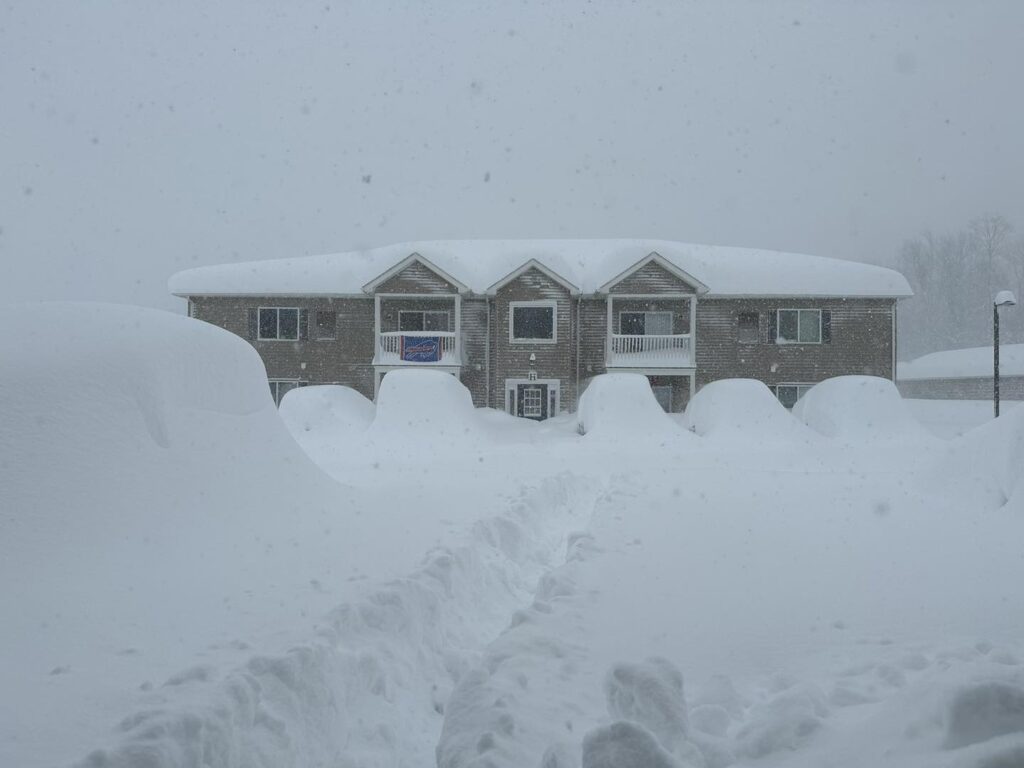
400,336,441,362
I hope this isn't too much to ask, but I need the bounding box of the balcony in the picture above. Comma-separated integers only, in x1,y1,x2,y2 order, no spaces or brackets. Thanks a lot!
607,333,692,368
375,331,460,366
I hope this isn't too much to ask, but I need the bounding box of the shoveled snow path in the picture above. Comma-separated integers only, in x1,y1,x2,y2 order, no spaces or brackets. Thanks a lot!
72,468,602,768
437,444,1024,768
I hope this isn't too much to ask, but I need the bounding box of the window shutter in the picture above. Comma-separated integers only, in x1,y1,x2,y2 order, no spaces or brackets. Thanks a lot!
767,310,777,344
822,310,832,343
247,308,258,340
299,309,309,340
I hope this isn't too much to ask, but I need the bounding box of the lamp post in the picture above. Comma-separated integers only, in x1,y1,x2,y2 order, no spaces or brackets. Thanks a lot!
994,290,1017,417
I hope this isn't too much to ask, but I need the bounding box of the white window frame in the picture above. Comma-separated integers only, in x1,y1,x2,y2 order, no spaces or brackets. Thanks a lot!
521,385,544,418
398,309,451,333
509,300,558,344
775,382,814,409
776,308,822,345
258,306,301,341
618,310,674,335
268,379,304,406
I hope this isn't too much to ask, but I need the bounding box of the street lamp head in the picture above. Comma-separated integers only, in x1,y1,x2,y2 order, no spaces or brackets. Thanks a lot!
994,290,1017,307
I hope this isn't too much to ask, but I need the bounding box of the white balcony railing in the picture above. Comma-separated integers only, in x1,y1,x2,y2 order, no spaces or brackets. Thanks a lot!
377,331,459,364
608,333,692,367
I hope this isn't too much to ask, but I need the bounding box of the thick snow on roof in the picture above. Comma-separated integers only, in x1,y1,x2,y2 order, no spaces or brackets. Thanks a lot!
168,239,912,299
899,343,1024,381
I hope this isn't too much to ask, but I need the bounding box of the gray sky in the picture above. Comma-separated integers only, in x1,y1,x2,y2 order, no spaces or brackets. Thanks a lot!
2,1,1022,312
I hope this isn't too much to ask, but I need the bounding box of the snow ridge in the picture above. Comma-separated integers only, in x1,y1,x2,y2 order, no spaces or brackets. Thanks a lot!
75,474,602,768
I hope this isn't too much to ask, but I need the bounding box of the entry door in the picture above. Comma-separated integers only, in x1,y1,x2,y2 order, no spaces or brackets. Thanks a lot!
516,384,548,420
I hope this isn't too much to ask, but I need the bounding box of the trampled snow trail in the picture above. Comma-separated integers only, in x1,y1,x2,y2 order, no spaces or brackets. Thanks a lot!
74,473,603,768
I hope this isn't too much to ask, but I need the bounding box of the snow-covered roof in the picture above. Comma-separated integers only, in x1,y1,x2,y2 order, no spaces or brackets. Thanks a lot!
898,344,1024,381
168,239,913,299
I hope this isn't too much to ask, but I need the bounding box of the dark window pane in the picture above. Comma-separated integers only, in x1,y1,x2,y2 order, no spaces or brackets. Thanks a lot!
620,312,645,335
424,311,449,331
315,310,336,339
277,381,297,402
777,386,798,409
778,310,798,342
513,306,554,339
278,308,299,339
738,312,759,343
799,310,821,343
399,312,424,331
259,308,277,339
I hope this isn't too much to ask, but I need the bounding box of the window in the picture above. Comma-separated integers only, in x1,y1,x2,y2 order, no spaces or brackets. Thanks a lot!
619,311,673,335
775,383,813,409
399,310,450,332
776,309,821,344
510,301,556,342
268,379,304,406
259,307,300,340
521,386,543,418
737,312,759,343
315,310,337,340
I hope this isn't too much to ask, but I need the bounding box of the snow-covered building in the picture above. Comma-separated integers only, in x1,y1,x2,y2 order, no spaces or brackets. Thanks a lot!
898,343,1024,401
169,239,912,417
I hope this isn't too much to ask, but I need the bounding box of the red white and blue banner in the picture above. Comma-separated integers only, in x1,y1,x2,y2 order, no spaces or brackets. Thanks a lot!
400,336,442,362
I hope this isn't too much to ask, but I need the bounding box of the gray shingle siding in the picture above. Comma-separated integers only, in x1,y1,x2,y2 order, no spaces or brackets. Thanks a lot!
186,264,899,415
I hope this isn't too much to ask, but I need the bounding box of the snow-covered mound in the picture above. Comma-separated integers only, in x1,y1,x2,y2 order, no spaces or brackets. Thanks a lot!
279,384,375,460
577,373,684,440
794,376,933,442
369,368,481,442
684,378,814,441
0,302,349,768
931,404,1024,508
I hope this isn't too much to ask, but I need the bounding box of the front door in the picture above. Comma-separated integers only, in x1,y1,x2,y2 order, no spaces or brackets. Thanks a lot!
516,384,548,420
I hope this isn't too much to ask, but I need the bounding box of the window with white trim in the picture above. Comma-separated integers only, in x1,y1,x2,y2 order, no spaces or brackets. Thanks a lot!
259,307,300,340
775,383,813,409
510,301,556,342
399,310,450,332
521,386,543,418
776,309,821,344
268,379,305,406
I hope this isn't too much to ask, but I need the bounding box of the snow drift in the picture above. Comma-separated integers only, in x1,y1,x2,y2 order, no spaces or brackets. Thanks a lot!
369,368,481,443
794,376,933,442
577,373,685,440
0,303,350,767
279,384,375,461
684,378,814,441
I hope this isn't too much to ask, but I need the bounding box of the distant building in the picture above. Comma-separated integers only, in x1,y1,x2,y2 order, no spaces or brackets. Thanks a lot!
169,239,912,417
898,343,1024,401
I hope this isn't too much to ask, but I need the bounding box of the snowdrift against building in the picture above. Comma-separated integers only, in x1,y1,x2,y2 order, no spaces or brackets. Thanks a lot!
279,384,375,460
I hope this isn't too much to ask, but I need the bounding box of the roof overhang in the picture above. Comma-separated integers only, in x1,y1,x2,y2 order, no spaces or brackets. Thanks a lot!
598,252,710,295
362,252,470,294
486,259,580,295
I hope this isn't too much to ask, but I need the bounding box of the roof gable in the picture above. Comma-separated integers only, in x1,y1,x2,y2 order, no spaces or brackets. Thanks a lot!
599,253,709,294
486,259,579,295
362,252,469,294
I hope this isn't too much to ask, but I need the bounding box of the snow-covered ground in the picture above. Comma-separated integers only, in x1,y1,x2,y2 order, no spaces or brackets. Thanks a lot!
2,305,1023,767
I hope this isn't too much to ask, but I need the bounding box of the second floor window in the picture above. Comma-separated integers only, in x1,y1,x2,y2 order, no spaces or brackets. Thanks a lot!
510,301,556,342
315,310,337,340
776,309,821,344
619,311,673,335
259,307,300,340
737,312,759,343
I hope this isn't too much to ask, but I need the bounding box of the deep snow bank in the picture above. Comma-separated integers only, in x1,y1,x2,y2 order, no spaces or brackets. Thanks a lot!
0,303,349,767
578,373,686,441
684,378,814,442
795,376,933,442
369,369,481,442
279,384,375,460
